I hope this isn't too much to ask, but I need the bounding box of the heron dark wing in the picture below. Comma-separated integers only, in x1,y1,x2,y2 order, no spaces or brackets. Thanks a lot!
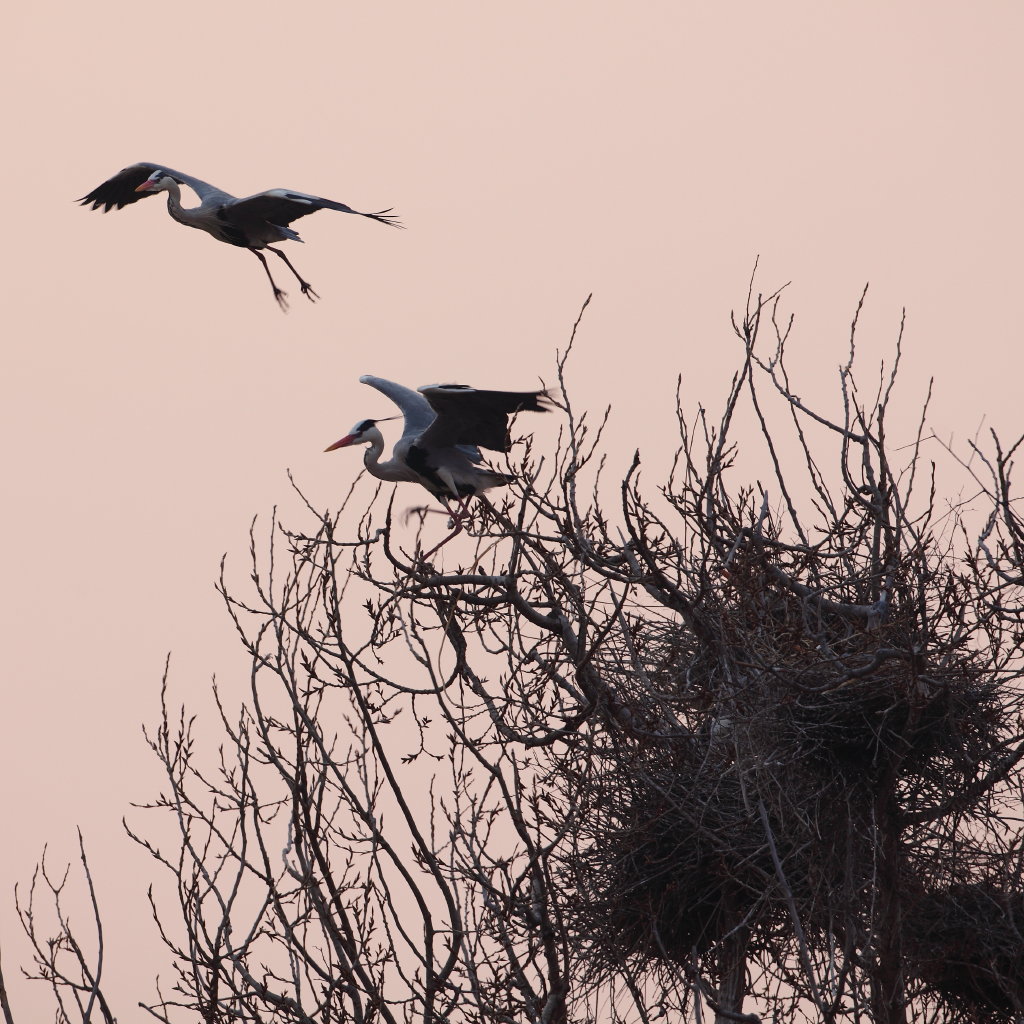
230,189,402,228
78,162,222,211
78,163,162,211
418,385,551,452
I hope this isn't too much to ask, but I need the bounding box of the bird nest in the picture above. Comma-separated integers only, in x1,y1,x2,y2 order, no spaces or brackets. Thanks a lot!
562,741,775,969
906,882,1024,1021
560,561,1019,992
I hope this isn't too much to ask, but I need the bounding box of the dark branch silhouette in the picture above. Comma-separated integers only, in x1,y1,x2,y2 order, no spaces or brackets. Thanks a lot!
11,280,1024,1024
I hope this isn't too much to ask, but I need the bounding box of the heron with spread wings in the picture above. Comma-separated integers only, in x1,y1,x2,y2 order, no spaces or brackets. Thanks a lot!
326,375,551,556
79,162,401,309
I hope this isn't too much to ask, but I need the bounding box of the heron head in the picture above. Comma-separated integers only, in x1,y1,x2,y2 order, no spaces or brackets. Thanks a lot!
134,169,171,194
325,419,383,451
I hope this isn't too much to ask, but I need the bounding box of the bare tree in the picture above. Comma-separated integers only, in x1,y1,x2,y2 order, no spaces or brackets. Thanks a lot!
12,280,1024,1024
12,832,115,1024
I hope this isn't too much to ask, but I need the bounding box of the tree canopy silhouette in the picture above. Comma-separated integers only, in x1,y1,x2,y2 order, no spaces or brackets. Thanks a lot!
9,283,1024,1024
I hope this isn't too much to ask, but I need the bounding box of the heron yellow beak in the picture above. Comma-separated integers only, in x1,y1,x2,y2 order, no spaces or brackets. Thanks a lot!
134,180,156,193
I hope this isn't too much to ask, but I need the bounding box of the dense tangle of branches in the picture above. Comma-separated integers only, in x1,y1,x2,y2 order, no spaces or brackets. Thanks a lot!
7,283,1024,1024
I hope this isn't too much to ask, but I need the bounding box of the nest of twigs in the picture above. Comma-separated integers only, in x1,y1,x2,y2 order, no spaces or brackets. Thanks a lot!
712,556,1008,786
563,740,780,968
561,556,1019,1000
906,881,1024,1020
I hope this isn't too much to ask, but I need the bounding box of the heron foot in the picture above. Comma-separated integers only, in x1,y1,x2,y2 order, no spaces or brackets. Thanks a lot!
299,281,320,303
273,287,290,312
447,510,472,530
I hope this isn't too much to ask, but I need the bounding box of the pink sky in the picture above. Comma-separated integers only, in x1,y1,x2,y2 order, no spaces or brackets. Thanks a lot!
3,1,1023,1015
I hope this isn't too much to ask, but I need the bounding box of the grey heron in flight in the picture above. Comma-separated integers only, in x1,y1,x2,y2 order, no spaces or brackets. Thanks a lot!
79,162,401,310
326,375,551,556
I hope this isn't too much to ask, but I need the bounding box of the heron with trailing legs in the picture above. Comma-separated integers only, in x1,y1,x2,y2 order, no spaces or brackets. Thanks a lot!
79,162,401,309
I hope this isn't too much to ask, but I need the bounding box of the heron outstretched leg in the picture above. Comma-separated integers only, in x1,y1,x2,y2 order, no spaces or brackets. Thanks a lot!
268,246,320,302
419,497,474,559
420,518,465,559
250,249,289,310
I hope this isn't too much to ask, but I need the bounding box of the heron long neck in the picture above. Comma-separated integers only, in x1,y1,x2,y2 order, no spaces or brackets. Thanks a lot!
161,180,195,226
363,437,413,482
363,435,384,470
